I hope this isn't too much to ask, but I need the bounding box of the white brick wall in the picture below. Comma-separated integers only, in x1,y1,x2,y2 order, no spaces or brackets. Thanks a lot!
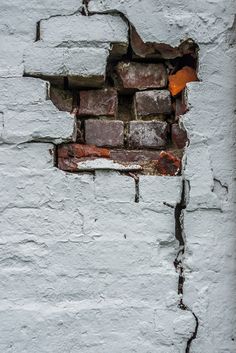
0,1,235,352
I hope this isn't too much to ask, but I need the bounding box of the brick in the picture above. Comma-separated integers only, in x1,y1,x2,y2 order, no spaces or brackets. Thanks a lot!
155,151,181,176
85,119,124,147
110,150,160,163
175,92,188,118
57,143,110,159
134,90,172,117
50,87,73,112
24,45,108,87
128,121,168,149
115,61,167,90
79,88,118,117
40,14,128,55
130,26,180,60
169,66,198,96
171,123,188,149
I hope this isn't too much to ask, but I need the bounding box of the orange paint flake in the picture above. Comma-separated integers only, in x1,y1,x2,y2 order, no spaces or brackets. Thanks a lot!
168,66,198,96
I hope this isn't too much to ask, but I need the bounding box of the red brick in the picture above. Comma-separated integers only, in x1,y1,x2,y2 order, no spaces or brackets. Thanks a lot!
110,150,160,163
58,157,79,172
58,143,110,159
171,123,188,149
134,90,172,117
115,62,167,90
128,121,168,149
85,120,124,147
155,151,181,176
79,88,118,117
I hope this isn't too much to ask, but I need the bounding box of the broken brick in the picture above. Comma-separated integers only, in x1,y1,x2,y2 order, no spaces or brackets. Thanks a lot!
58,143,110,159
129,121,168,149
50,86,74,112
134,90,172,117
130,26,181,60
79,88,118,117
171,123,188,149
85,120,124,147
155,151,181,176
115,62,167,90
168,66,198,96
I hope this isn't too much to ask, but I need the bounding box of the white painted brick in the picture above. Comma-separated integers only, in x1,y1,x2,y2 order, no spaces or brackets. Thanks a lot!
0,170,95,220
0,302,194,353
95,171,134,202
93,201,176,243
1,101,76,144
0,77,48,108
139,176,183,206
0,143,54,171
24,44,109,78
40,14,128,46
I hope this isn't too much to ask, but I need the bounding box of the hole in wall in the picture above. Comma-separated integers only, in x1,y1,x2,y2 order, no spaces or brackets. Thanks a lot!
28,17,199,175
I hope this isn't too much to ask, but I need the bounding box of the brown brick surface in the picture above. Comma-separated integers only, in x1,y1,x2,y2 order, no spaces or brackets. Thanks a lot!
116,62,167,90
50,87,73,112
155,151,181,176
85,120,124,147
79,88,118,117
175,92,188,118
128,121,168,149
171,123,188,149
58,143,110,159
134,90,172,117
110,150,160,163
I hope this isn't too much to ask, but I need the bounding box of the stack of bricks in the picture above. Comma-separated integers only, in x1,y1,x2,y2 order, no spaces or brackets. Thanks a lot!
55,60,196,175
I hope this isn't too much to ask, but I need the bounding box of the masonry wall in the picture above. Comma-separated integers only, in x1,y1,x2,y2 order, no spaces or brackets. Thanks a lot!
0,1,236,352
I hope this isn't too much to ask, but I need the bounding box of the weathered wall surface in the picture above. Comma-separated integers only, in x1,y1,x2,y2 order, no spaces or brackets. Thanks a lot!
0,1,235,352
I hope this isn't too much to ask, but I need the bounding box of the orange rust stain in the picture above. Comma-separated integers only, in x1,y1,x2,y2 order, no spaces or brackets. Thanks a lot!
168,66,198,96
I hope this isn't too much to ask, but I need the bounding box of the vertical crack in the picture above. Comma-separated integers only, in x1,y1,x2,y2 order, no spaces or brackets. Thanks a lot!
128,172,139,203
174,179,199,353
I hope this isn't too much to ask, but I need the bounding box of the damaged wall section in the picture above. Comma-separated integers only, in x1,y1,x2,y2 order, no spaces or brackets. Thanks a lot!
0,1,235,353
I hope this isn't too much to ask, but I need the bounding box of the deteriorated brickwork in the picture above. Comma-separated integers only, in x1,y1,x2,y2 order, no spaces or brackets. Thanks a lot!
46,35,198,174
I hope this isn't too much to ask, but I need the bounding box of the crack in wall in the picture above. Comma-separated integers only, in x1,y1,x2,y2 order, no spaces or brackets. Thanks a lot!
33,5,200,351
174,179,199,352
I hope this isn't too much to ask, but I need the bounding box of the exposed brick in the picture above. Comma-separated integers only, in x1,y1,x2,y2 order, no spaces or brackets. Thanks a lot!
110,150,160,163
134,90,172,117
171,123,188,149
155,151,181,176
115,62,167,90
130,26,180,60
50,87,74,112
169,66,198,96
58,143,110,159
175,92,188,118
128,121,168,149
58,157,79,172
79,88,118,117
85,120,124,147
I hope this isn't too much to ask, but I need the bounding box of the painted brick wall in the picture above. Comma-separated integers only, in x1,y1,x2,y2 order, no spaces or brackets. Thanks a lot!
0,1,236,353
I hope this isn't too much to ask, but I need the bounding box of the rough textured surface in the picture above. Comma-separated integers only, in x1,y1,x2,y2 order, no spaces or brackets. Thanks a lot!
134,90,172,116
0,1,236,353
115,62,167,90
129,121,168,149
85,120,124,147
79,89,118,117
